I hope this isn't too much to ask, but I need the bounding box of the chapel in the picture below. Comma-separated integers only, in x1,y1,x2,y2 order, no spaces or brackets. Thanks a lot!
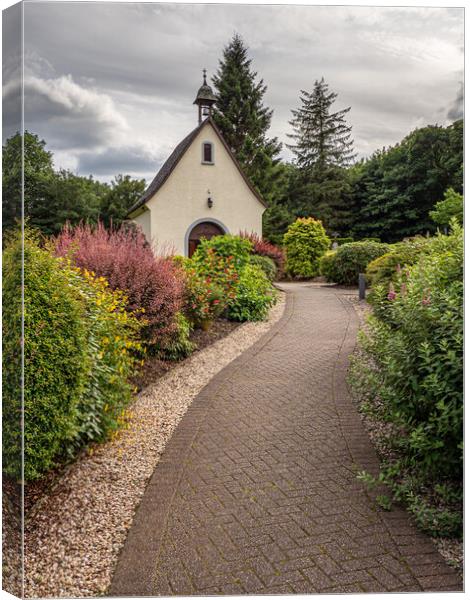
128,70,266,256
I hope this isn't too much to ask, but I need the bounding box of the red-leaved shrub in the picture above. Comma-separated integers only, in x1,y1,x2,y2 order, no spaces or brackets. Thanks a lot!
239,231,285,273
53,222,184,347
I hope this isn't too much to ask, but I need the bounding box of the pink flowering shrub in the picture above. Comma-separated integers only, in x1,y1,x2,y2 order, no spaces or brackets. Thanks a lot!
53,222,184,347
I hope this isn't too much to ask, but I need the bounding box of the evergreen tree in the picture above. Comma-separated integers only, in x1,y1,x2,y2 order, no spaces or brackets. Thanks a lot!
287,78,356,232
212,34,282,204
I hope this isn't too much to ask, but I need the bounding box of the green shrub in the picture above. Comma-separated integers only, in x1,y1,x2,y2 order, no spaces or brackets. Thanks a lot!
3,231,89,480
182,250,238,328
249,254,277,281
319,250,337,280
227,264,277,322
192,234,253,272
323,241,390,285
65,267,142,454
283,217,330,278
366,237,430,288
3,230,143,481
157,312,195,360
350,226,463,483
2,230,23,481
183,266,227,327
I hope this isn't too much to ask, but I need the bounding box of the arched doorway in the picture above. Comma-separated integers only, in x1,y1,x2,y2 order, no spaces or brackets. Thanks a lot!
187,221,226,257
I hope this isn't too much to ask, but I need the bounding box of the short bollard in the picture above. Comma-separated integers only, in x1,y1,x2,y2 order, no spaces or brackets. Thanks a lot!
358,273,366,300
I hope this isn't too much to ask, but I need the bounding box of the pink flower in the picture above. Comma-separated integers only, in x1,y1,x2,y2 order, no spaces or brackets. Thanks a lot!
422,297,431,306
387,291,397,301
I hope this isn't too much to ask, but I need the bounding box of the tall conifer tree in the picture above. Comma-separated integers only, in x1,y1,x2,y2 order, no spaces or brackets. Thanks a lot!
212,34,282,203
287,78,356,232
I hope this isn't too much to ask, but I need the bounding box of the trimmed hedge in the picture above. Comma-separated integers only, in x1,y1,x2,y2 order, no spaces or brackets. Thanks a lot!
322,241,390,285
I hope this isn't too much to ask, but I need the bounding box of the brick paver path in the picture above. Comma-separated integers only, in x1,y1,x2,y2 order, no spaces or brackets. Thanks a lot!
110,283,462,595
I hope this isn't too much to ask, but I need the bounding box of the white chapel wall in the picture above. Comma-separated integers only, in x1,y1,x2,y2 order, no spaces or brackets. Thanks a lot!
141,123,264,256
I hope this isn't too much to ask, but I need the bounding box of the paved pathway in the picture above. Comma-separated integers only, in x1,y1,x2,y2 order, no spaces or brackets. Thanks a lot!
110,284,462,595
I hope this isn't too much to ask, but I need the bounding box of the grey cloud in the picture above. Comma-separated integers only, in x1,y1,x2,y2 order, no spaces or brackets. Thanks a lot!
2,2,22,138
77,145,163,179
22,74,128,150
447,83,463,121
14,2,464,178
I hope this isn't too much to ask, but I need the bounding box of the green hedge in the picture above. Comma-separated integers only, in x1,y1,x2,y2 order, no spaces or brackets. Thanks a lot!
322,241,390,285
2,231,142,481
333,237,354,246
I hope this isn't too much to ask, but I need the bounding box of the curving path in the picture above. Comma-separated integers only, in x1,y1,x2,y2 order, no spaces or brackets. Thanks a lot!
110,283,461,595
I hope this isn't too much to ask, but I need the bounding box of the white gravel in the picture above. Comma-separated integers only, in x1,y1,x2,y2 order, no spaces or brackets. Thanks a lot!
24,294,286,598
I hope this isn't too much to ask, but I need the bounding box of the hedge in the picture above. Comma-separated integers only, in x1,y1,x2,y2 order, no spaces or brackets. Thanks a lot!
322,241,390,285
3,230,142,481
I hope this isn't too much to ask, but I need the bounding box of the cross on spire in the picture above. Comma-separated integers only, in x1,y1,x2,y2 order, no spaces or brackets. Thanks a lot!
193,69,216,123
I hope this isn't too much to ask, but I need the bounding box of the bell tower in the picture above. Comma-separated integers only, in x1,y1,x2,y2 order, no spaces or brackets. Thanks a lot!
193,69,216,124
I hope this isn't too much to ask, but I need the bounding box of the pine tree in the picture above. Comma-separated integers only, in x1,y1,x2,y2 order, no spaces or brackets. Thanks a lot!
212,34,282,204
287,78,356,232
288,78,355,171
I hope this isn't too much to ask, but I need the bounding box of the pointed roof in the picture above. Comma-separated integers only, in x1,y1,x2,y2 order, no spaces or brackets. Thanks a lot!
127,117,267,216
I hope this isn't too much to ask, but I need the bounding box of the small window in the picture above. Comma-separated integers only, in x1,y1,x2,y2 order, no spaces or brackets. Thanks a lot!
202,142,214,164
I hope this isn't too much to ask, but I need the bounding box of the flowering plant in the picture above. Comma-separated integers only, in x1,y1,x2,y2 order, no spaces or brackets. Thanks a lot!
183,267,227,325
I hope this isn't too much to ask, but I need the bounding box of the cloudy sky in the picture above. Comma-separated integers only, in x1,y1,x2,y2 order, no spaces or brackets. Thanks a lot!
3,2,464,183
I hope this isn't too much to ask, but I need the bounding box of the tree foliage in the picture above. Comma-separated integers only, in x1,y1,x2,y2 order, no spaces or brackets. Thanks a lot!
212,34,282,204
286,78,356,232
2,131,147,235
100,174,146,228
350,120,463,242
288,77,355,172
2,131,54,232
430,188,463,228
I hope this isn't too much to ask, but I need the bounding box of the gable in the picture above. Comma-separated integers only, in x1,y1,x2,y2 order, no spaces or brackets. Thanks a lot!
128,118,266,217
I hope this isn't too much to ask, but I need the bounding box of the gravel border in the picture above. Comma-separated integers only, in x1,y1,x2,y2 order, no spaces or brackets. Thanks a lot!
23,294,286,598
